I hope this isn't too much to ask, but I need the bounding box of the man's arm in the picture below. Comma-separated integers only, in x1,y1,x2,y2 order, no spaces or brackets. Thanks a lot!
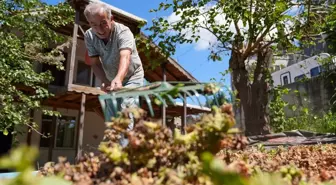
89,56,110,85
83,32,110,89
109,49,131,91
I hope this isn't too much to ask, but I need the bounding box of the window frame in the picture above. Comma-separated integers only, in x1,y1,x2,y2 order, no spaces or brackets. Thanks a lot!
39,113,78,150
310,66,320,77
73,59,96,87
280,71,291,86
54,115,78,149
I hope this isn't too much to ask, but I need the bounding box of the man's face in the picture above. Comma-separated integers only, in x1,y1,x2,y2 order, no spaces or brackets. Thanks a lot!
87,11,113,40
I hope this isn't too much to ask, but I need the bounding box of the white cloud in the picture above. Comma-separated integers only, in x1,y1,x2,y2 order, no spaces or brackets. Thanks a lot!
165,4,245,51
164,3,299,51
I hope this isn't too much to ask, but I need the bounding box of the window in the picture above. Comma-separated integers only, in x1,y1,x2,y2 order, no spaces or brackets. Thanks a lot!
294,74,306,82
40,115,77,148
283,76,289,85
310,66,320,77
75,60,96,87
40,115,53,148
56,116,76,148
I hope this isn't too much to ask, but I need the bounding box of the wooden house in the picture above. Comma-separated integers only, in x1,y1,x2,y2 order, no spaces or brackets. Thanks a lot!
17,0,211,167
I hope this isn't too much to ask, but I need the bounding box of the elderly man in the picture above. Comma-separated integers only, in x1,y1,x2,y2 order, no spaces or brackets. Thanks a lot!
83,2,144,146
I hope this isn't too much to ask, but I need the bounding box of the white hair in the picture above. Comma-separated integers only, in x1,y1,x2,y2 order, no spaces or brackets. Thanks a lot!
84,2,112,20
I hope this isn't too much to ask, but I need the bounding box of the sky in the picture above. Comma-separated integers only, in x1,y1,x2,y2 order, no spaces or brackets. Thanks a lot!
45,0,232,89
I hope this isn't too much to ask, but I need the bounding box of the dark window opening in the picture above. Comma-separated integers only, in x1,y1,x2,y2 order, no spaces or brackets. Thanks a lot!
283,76,289,85
39,115,77,148
310,66,320,77
75,60,96,87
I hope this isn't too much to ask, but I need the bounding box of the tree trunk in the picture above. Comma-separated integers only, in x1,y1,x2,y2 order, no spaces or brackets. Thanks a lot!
230,47,272,136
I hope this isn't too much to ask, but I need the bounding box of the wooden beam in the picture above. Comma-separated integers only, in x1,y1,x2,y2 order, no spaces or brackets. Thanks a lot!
144,70,162,82
44,100,81,110
75,93,86,162
165,64,185,81
26,110,34,146
161,63,166,126
181,93,187,134
65,10,80,86
85,100,101,110
68,84,105,95
85,95,98,102
154,67,177,82
48,85,68,96
48,107,57,162
62,93,82,102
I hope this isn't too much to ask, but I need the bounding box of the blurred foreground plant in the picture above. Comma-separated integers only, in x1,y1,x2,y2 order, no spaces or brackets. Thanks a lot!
0,146,70,185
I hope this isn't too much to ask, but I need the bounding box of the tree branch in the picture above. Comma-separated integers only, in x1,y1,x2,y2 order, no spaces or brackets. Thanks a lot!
246,0,253,56
234,20,242,37
196,25,234,52
243,25,271,59
25,122,47,137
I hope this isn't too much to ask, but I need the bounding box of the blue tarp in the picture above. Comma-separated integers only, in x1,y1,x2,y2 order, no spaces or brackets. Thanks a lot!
0,171,38,179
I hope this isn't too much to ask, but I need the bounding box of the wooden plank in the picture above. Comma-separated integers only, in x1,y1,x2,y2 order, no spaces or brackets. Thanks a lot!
85,95,98,102
75,93,86,162
86,100,101,110
62,93,82,101
48,85,68,96
44,100,81,110
65,10,80,86
166,64,187,81
154,64,177,82
144,70,162,82
68,84,105,95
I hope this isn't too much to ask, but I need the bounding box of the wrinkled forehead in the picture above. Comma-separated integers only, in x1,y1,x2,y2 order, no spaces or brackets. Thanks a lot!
87,11,110,24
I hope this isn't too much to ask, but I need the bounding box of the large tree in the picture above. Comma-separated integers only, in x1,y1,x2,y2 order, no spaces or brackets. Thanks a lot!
0,0,74,153
146,0,331,135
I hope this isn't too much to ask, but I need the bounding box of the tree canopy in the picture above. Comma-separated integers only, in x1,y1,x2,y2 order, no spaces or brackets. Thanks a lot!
146,0,333,135
0,0,74,135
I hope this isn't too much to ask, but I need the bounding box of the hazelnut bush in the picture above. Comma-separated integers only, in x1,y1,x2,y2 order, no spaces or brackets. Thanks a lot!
11,103,336,185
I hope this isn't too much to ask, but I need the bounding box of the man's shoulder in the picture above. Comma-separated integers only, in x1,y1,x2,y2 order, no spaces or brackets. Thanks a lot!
114,22,131,34
84,28,96,40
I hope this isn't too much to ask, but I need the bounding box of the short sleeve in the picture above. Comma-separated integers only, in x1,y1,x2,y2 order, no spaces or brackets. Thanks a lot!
84,30,99,57
118,28,134,52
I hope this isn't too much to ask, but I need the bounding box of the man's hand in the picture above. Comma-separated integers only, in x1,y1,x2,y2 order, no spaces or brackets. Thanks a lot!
100,81,110,92
106,78,123,91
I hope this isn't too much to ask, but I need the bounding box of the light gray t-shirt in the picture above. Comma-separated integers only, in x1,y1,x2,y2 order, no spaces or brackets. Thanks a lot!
84,22,144,84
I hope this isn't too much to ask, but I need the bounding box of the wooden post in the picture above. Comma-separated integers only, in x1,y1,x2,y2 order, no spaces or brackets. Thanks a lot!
26,110,34,146
161,63,166,126
48,107,57,162
181,93,187,134
76,93,86,161
65,10,80,86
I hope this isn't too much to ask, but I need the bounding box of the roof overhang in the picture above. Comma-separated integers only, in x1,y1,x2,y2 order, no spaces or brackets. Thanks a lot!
60,0,198,83
43,84,210,117
66,0,146,34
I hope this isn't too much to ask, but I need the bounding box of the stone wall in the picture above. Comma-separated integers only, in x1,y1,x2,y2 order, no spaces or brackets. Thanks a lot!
233,76,334,132
281,77,331,117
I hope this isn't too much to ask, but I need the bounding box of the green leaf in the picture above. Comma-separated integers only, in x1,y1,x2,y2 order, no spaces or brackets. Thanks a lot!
3,129,8,136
